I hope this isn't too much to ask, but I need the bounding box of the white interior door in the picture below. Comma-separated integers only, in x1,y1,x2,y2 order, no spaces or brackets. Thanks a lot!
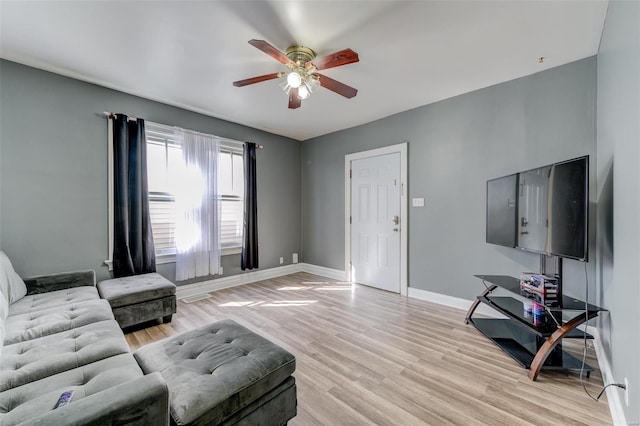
350,152,401,293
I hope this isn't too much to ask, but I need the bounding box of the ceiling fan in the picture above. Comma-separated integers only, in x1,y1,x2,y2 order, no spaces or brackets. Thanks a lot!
233,39,359,109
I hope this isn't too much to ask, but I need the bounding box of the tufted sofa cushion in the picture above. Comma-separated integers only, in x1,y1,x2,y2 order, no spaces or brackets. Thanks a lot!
97,273,176,308
134,319,296,425
0,251,27,304
0,353,144,426
8,286,100,317
0,264,170,425
1,320,129,392
3,299,114,345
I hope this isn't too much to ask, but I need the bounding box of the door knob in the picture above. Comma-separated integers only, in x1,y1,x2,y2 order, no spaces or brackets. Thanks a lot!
392,215,399,225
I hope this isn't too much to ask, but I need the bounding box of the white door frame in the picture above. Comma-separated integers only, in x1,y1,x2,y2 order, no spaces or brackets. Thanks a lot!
345,142,408,296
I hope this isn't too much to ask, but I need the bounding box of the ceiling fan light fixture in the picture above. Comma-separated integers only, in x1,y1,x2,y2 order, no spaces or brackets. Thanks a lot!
298,84,310,99
287,71,302,88
235,40,359,109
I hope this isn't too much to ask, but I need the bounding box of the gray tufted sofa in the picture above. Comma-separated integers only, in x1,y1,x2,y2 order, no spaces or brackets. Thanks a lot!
2,254,297,425
0,268,169,425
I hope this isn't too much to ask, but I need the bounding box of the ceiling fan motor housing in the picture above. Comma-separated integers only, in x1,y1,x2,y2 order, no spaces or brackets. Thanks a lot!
285,46,316,67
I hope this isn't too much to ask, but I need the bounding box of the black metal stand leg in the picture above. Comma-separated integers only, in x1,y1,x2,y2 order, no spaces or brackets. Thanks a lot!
465,284,497,324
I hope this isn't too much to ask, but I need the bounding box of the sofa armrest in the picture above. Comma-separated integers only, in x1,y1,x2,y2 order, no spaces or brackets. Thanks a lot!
19,372,169,426
23,270,96,295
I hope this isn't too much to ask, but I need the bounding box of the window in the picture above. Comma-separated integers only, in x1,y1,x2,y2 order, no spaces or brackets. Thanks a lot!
146,122,244,259
217,150,245,250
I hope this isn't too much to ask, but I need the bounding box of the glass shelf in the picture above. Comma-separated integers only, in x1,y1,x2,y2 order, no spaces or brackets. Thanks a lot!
468,274,603,380
469,318,593,372
474,275,607,313
480,296,596,338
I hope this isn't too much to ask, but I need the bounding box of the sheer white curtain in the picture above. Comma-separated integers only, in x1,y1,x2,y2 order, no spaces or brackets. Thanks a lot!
174,129,221,281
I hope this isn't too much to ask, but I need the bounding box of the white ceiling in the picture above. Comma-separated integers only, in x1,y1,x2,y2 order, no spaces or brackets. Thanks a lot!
0,1,608,141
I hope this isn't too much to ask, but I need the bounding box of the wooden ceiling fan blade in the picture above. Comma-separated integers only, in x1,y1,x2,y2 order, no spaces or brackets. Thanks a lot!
288,87,301,109
309,48,359,71
318,74,358,99
233,72,283,87
248,39,293,65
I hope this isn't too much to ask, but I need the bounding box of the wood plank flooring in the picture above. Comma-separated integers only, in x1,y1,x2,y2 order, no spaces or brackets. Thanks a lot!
125,272,611,425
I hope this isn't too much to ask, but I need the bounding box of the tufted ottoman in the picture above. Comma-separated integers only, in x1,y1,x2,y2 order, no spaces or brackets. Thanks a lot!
97,273,176,329
133,319,297,426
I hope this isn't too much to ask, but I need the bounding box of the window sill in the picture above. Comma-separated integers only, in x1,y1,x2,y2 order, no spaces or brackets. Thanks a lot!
156,247,241,265
222,247,242,256
104,247,241,269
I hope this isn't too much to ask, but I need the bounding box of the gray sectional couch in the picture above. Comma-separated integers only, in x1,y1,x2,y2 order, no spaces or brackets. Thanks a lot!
1,252,297,426
0,258,169,425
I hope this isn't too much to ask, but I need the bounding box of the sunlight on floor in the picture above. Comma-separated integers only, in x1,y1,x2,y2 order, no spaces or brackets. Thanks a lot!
262,300,318,307
312,286,353,291
278,284,354,292
217,276,356,309
218,301,255,307
219,300,318,308
218,301,267,307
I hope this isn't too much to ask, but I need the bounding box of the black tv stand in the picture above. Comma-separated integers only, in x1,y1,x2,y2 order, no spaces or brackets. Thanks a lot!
465,274,606,380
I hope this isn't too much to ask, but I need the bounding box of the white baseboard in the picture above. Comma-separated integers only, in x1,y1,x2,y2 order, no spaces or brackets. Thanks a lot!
298,263,347,281
407,287,507,319
176,264,301,300
588,328,627,426
176,263,346,300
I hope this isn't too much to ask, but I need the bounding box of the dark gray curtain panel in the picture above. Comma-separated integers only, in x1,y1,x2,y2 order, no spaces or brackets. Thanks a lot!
241,142,259,270
112,114,156,277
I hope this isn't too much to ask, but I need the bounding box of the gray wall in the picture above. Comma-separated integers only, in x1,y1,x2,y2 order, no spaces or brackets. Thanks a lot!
0,59,302,284
596,0,640,421
302,57,597,301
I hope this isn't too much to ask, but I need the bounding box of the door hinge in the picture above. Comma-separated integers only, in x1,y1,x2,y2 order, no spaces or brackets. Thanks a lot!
349,169,352,178
350,216,352,224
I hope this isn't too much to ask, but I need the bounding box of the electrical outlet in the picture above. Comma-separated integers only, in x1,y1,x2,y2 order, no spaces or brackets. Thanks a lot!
292,253,298,264
279,257,284,265
624,377,629,406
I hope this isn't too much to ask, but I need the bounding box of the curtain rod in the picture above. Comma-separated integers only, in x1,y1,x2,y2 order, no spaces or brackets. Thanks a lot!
103,111,263,149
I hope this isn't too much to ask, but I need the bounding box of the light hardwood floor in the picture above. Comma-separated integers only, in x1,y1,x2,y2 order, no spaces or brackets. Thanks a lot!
125,272,611,425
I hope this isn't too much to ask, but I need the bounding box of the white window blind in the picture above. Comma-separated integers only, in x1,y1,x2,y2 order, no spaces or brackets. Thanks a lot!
145,122,244,257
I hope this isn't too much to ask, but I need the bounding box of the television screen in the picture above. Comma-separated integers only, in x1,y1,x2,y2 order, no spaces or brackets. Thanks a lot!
486,174,517,247
486,156,588,261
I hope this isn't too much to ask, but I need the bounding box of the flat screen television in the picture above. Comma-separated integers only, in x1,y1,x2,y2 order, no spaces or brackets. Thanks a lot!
486,174,518,248
486,156,589,261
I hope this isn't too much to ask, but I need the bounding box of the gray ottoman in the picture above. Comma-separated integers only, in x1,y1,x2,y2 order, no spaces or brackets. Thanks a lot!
133,319,297,426
97,273,177,329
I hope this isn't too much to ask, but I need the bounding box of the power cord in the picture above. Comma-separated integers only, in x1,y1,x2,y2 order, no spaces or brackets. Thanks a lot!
579,262,626,401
